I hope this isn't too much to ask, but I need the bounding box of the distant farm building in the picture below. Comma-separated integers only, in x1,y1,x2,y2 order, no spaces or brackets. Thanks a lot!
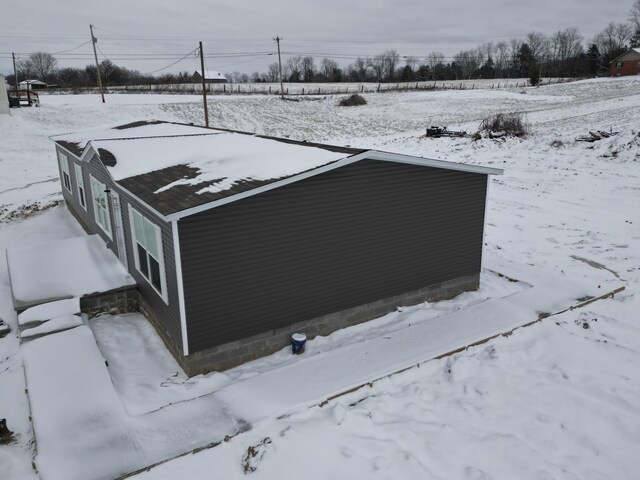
19,79,49,90
610,48,640,76
192,70,228,83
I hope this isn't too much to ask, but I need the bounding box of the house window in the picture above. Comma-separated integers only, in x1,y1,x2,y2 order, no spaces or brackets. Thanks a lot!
129,206,168,302
58,152,72,193
616,62,623,69
74,163,87,209
90,175,112,238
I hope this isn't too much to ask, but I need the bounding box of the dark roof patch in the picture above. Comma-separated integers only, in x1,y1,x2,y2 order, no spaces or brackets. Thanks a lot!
113,120,165,130
56,140,83,157
97,148,117,167
117,159,344,216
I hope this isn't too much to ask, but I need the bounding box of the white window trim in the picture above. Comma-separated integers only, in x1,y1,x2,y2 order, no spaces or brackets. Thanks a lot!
129,205,169,305
89,175,112,239
74,163,87,210
58,151,72,194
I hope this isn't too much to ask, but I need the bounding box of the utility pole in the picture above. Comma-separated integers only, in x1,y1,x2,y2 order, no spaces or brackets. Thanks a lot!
199,41,209,128
12,53,19,106
274,36,284,100
90,24,105,103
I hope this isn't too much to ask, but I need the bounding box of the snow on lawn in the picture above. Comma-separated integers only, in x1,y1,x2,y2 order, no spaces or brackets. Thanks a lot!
90,272,526,416
136,300,640,480
1,77,639,479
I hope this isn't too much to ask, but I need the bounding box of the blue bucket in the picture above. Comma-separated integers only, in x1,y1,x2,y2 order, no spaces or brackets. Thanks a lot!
291,333,307,354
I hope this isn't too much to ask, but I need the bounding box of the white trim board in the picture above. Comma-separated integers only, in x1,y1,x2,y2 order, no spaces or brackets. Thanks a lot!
172,220,189,356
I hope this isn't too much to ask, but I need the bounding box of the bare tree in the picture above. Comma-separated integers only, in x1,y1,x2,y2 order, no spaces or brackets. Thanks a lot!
404,55,418,71
350,57,369,81
426,52,444,71
630,0,640,31
496,41,510,75
384,49,400,81
286,56,303,81
593,22,633,61
27,52,58,80
319,58,339,81
301,56,315,82
368,54,386,81
266,63,280,82
17,52,58,81
454,49,482,79
526,32,550,62
551,27,584,75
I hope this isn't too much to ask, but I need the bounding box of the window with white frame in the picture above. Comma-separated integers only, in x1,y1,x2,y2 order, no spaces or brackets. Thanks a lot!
74,163,87,209
129,206,167,302
90,175,112,237
58,152,72,193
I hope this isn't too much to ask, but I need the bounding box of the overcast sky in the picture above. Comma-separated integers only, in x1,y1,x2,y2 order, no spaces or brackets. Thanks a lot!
0,0,633,77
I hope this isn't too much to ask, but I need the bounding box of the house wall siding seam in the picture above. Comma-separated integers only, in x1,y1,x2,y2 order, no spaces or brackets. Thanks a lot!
57,148,184,352
179,159,488,353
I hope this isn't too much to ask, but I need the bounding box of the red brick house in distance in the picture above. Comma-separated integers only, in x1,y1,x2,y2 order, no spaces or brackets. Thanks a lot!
610,48,640,76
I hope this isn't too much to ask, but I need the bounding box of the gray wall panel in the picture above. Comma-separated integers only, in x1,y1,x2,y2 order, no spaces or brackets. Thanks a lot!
179,159,488,353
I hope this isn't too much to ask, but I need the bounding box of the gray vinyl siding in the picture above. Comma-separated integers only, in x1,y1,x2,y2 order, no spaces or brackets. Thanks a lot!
179,159,488,353
56,145,183,351
56,146,92,232
117,187,183,351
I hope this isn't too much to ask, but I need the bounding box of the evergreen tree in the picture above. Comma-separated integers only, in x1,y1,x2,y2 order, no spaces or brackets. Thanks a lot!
587,44,601,75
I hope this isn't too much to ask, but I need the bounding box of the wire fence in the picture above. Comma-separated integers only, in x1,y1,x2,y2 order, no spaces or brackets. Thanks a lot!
45,77,576,96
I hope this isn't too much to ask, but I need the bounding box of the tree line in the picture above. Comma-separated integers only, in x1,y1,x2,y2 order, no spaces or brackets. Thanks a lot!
6,1,640,89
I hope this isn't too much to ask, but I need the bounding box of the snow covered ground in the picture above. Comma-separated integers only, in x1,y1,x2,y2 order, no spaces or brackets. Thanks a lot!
0,77,639,479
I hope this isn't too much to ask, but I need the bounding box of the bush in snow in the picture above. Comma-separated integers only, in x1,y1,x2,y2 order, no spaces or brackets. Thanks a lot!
339,94,367,107
478,112,529,138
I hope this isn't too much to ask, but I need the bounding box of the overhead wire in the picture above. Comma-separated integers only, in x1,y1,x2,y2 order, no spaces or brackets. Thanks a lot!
143,47,200,74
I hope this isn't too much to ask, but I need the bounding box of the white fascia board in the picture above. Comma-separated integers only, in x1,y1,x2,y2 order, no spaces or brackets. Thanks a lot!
80,142,99,162
361,150,504,176
172,220,189,356
165,155,361,221
166,150,503,221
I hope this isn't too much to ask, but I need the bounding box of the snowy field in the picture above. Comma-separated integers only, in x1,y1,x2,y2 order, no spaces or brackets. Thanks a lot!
0,76,639,479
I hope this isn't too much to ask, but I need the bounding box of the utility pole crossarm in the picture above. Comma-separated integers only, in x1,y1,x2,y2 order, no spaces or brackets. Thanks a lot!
90,24,105,103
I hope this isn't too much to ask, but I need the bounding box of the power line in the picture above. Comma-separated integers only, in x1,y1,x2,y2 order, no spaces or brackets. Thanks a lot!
144,47,199,74
52,40,92,55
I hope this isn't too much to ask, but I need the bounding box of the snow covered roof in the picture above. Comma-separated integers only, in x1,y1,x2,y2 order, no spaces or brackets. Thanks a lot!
203,70,225,80
52,120,502,220
193,70,226,81
19,79,47,86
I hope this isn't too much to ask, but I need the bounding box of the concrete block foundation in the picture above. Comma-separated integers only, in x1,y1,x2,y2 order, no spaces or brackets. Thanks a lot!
179,273,480,376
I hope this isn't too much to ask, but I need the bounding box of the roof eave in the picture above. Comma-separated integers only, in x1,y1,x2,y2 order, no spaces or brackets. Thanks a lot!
164,150,502,222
